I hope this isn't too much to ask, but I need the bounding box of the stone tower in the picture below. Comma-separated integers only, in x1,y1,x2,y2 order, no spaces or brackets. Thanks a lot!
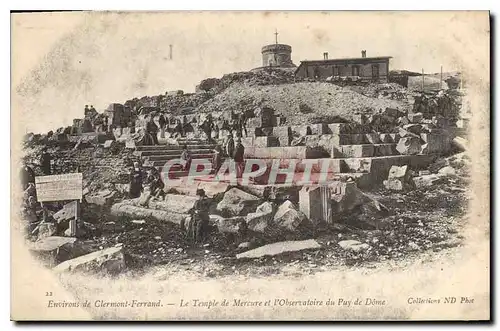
260,30,296,68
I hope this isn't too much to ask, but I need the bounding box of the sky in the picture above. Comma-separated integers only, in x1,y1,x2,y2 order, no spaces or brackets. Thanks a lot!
12,11,489,133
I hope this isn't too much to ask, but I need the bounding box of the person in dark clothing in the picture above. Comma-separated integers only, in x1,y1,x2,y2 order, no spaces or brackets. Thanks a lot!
200,116,213,142
84,105,89,116
233,137,245,178
212,146,223,175
20,164,35,190
148,167,165,200
40,149,52,175
128,162,144,198
158,113,167,139
187,189,211,244
180,145,192,172
174,118,184,137
90,105,96,113
225,133,235,158
238,112,248,137
146,116,159,145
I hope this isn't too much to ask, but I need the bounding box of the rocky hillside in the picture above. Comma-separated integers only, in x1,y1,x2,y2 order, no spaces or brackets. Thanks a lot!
196,81,412,125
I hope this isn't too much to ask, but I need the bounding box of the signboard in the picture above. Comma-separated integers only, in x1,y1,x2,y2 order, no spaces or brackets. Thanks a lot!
35,173,83,202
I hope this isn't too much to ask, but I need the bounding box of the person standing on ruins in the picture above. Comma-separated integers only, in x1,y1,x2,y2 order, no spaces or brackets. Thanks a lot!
188,189,211,244
212,146,223,175
146,115,159,145
158,112,167,139
238,112,248,137
129,161,144,199
20,164,35,190
233,137,245,178
225,133,235,158
180,145,192,172
40,148,52,175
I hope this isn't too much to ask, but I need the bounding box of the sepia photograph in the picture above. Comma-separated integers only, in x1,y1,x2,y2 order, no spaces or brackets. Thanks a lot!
10,10,490,321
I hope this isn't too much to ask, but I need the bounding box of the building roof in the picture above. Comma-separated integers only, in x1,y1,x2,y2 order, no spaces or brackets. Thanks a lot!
299,56,392,65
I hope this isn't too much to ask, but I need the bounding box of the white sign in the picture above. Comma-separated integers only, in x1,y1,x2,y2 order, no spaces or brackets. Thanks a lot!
35,173,83,202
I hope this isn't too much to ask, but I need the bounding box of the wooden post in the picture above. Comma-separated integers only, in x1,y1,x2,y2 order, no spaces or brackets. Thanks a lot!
440,65,443,90
69,200,80,237
421,68,425,91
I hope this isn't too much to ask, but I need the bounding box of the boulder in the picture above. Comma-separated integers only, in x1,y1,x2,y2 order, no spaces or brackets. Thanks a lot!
53,246,126,275
396,137,422,155
110,203,187,225
216,188,260,217
383,165,415,191
28,236,77,267
236,239,321,259
149,194,198,214
438,166,456,176
452,136,468,152
256,201,274,214
37,223,57,239
273,200,312,234
210,215,247,234
338,240,370,252
413,174,445,188
85,189,117,206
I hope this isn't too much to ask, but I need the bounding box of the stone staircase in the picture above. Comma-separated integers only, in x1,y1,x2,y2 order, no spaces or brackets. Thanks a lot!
134,138,218,179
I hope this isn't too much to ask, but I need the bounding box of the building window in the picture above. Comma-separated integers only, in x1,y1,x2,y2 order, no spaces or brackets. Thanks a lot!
352,65,360,76
372,64,380,81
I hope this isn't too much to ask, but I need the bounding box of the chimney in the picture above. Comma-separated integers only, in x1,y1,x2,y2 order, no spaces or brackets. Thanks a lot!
323,52,328,60
361,50,367,58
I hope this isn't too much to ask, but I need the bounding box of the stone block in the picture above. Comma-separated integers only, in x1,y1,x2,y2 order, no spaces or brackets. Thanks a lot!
85,189,117,206
53,246,126,275
309,123,328,135
299,186,329,223
148,194,198,214
338,240,370,252
273,200,312,234
396,137,422,155
290,125,310,136
373,144,397,156
420,133,452,154
365,133,381,144
273,126,291,139
28,236,78,267
125,139,136,149
408,112,423,123
340,158,373,173
259,127,273,137
216,188,260,217
379,133,394,143
327,123,350,134
277,136,291,147
340,145,375,158
210,215,247,234
236,239,321,259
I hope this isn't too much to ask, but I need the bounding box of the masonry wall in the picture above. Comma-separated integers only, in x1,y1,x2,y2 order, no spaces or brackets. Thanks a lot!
296,60,389,83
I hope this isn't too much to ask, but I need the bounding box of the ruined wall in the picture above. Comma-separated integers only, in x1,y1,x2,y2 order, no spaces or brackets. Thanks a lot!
296,60,389,83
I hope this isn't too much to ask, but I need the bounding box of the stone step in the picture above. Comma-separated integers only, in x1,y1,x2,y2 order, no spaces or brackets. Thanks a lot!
143,153,214,164
135,144,216,151
135,148,215,157
333,143,398,158
339,154,437,176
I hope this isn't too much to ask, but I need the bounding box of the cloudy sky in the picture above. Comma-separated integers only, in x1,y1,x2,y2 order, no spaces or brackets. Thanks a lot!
12,11,489,133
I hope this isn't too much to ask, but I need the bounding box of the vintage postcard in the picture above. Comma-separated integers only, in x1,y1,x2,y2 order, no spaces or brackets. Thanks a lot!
10,11,490,321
